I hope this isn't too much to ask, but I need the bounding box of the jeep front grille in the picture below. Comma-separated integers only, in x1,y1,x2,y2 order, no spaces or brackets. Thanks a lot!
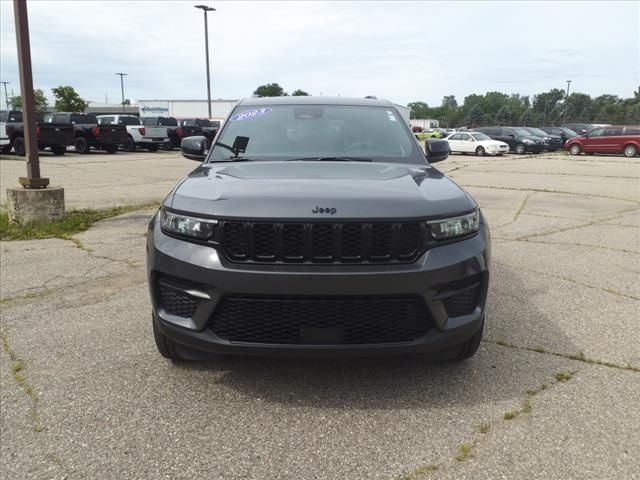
221,221,424,264
209,295,434,344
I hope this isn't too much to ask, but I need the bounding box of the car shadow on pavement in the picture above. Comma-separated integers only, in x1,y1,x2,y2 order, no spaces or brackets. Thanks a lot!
171,260,576,410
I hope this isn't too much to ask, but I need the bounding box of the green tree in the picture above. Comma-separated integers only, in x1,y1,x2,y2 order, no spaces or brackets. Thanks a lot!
253,83,287,97
407,101,430,119
51,85,88,111
466,104,484,127
519,108,533,126
8,89,48,113
291,89,310,96
495,106,512,125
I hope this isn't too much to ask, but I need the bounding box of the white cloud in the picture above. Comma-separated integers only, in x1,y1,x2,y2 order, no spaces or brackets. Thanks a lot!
1,1,638,107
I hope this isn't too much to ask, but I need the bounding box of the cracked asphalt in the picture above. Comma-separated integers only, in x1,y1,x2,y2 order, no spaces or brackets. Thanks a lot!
1,150,639,480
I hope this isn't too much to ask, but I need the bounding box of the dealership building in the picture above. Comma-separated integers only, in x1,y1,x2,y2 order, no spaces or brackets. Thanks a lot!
137,99,238,121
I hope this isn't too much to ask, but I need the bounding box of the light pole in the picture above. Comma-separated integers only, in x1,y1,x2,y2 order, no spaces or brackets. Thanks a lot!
0,81,9,110
116,72,127,112
563,80,572,124
195,5,215,119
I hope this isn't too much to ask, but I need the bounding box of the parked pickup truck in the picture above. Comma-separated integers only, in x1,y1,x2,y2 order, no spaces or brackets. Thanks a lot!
97,115,168,152
141,116,203,150
43,112,127,154
178,118,219,146
2,110,74,156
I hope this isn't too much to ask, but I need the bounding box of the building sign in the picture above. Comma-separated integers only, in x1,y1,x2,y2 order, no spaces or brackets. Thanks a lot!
139,101,171,117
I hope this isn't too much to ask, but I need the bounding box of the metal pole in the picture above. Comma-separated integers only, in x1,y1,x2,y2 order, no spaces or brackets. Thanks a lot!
13,0,48,188
1,81,9,110
116,73,127,112
204,11,212,119
563,80,572,124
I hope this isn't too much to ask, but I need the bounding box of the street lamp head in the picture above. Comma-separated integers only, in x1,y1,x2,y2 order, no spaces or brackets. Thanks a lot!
116,72,127,76
195,5,216,11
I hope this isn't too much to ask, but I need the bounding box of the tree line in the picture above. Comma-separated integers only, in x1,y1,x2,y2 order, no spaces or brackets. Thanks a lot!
408,88,640,127
8,85,89,113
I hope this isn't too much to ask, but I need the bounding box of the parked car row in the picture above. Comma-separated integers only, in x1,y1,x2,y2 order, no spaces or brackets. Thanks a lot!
0,110,219,155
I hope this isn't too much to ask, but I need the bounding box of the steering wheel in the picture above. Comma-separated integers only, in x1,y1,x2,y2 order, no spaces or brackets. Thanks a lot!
345,140,377,152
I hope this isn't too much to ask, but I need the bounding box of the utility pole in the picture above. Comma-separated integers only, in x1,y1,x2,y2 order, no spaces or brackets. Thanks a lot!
0,81,9,110
563,80,572,124
116,72,127,112
13,0,47,188
195,5,216,119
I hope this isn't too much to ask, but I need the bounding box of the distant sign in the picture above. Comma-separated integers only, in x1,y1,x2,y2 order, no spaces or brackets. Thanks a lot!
141,106,170,113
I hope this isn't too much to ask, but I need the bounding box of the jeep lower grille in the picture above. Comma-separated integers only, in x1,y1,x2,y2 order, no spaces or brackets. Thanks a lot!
210,295,433,344
221,221,424,264
157,276,203,318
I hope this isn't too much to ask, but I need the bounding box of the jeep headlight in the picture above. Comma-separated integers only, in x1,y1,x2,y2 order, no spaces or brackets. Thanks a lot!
160,209,217,240
428,210,479,240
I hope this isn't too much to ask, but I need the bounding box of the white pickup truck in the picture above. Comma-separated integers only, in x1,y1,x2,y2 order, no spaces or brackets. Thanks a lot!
97,114,168,152
0,111,12,153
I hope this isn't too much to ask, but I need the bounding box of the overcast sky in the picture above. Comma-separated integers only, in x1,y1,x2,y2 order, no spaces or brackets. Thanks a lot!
0,1,638,107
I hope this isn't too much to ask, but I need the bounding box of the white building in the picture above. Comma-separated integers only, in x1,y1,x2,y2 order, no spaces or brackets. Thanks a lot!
409,118,440,129
137,99,238,122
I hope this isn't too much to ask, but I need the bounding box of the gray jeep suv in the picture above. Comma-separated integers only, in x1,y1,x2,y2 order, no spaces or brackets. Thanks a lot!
147,97,490,361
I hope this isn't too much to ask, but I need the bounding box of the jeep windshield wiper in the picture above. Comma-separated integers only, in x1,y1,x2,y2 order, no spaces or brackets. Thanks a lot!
287,156,372,162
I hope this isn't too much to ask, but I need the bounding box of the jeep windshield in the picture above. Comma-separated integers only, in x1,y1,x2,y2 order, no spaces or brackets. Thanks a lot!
209,105,425,164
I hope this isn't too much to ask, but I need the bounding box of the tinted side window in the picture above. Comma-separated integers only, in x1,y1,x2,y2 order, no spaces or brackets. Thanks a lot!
602,127,623,136
450,134,462,140
460,134,471,141
501,128,514,136
588,128,605,137
624,127,640,135
54,114,69,123
141,118,154,126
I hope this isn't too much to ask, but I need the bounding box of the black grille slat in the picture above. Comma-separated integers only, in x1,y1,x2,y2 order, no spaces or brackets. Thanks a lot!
210,296,433,344
253,223,276,260
311,224,334,260
221,221,423,264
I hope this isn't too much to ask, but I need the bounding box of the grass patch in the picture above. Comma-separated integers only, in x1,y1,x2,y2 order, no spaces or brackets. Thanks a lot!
477,422,490,434
11,361,22,373
526,383,548,396
503,410,519,420
0,201,159,241
555,370,575,382
521,399,532,413
454,442,473,461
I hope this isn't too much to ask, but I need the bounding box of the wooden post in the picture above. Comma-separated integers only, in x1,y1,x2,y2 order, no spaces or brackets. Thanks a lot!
14,0,49,188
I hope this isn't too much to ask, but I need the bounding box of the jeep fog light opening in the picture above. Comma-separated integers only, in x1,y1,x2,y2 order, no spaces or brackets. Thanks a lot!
428,210,479,240
160,209,217,240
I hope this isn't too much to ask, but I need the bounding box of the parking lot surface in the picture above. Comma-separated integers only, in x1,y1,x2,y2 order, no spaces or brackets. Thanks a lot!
1,151,639,479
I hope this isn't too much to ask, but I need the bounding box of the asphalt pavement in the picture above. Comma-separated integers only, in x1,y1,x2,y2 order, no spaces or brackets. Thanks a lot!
1,150,639,479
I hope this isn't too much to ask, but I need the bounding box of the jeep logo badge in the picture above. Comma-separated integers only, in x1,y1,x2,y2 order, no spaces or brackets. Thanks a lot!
312,206,337,215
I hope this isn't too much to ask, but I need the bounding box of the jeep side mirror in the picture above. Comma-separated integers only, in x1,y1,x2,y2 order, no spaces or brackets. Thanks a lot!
181,135,207,161
425,138,449,163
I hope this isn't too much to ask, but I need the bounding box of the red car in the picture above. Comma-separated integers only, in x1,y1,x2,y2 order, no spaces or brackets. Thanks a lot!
564,125,640,157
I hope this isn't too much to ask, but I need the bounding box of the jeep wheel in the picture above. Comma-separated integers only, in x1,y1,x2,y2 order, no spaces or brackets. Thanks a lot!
50,145,67,156
454,317,484,361
123,136,136,152
515,143,526,154
475,146,486,157
569,144,582,156
624,144,638,158
163,141,173,151
74,137,90,154
13,137,26,156
152,316,181,361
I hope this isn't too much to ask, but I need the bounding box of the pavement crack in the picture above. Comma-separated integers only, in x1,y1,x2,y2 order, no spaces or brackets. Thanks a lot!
484,339,640,373
461,184,640,205
394,368,581,479
494,191,537,229
493,259,639,301
0,328,42,432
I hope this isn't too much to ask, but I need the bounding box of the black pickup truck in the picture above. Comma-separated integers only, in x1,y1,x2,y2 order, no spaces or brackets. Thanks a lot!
178,118,219,146
44,112,127,154
141,116,203,150
2,110,75,156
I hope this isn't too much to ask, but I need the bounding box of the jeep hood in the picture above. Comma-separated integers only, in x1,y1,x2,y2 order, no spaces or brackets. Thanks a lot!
167,162,476,219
